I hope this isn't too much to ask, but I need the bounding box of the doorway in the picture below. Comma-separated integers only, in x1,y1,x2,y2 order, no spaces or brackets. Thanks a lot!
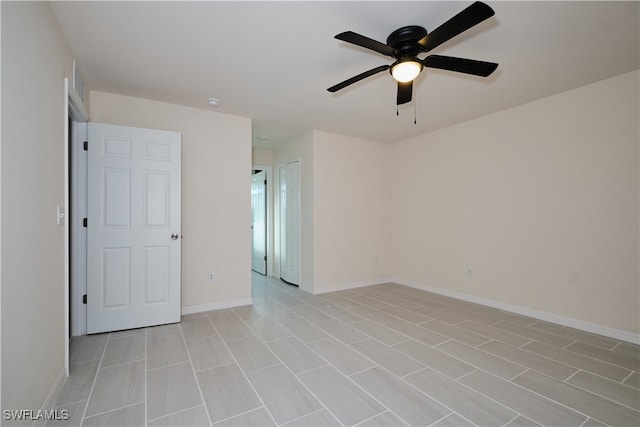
251,165,272,276
251,170,267,275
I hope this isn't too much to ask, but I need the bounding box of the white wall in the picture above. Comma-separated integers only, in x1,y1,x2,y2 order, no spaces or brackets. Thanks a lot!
90,91,252,312
1,0,74,416
390,71,639,336
312,131,392,292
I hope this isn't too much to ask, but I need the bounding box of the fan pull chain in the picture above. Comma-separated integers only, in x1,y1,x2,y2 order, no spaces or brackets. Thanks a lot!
414,99,417,124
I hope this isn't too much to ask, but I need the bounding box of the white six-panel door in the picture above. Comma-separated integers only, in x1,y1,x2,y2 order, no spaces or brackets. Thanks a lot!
87,123,181,333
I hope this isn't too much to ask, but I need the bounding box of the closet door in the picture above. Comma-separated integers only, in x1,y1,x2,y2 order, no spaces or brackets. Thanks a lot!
279,161,300,285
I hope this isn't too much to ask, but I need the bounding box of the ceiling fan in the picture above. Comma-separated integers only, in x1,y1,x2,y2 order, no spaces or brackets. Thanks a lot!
327,1,498,106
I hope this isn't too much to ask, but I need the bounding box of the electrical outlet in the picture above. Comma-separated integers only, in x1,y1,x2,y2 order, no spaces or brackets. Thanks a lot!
208,273,214,283
466,268,472,278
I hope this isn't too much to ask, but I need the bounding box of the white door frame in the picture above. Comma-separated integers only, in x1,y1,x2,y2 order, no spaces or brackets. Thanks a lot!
70,120,88,337
252,164,272,276
65,79,89,373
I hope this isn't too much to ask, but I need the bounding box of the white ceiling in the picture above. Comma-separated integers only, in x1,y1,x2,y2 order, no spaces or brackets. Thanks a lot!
51,1,639,149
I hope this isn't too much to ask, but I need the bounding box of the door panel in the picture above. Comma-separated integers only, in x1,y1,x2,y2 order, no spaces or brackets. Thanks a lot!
87,123,181,334
251,171,267,274
279,161,301,285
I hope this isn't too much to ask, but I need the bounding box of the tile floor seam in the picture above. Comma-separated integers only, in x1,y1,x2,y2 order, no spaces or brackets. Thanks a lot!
474,373,592,426
517,339,536,349
283,407,346,427
621,370,637,384
257,299,412,426
205,312,279,426
501,414,527,427
449,369,534,427
145,359,193,373
578,417,594,427
508,369,612,426
53,398,88,410
178,322,213,427
564,344,638,372
352,410,396,427
208,406,270,427
426,412,465,427
241,361,285,375
563,368,582,383
292,363,330,377
415,366,530,427
509,367,530,382
563,339,579,350
99,357,147,370
145,403,206,424
82,400,145,422
231,308,355,426
346,367,415,427
563,377,640,413
610,341,622,351
79,332,110,424
355,364,469,427
432,340,529,380
454,368,479,381
477,339,579,381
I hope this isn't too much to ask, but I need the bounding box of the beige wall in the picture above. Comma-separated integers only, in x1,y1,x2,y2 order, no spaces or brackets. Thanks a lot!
90,91,252,310
312,131,392,291
390,71,639,335
1,0,74,415
252,147,274,167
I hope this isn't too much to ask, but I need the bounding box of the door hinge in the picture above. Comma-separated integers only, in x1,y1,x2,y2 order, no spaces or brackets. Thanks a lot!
264,180,267,185
83,294,87,304
83,141,88,151
264,255,267,261
83,218,87,228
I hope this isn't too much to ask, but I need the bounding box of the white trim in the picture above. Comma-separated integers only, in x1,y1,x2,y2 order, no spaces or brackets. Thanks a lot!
68,79,88,338
70,121,88,337
63,79,70,377
31,367,67,427
68,84,88,122
181,297,253,316
392,277,640,345
313,277,394,295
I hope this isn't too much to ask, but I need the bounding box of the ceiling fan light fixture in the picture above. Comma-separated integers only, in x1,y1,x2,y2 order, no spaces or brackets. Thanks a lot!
391,60,422,83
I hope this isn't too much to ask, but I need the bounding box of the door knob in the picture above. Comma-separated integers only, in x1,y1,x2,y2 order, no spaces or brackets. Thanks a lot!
171,233,179,240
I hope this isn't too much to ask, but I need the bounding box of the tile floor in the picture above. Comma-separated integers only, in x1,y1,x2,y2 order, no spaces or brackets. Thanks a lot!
49,274,639,426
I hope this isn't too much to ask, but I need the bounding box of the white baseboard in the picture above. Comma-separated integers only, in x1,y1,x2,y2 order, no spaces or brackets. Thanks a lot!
32,367,67,427
181,297,253,315
313,277,394,295
391,277,639,345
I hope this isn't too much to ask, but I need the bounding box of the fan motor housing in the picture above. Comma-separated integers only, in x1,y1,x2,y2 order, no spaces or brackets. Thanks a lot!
386,25,427,56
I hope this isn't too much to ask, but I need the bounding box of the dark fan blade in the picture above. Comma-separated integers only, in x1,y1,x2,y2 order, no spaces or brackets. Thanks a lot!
418,1,495,52
423,55,498,77
335,31,395,56
327,65,390,92
397,81,413,105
